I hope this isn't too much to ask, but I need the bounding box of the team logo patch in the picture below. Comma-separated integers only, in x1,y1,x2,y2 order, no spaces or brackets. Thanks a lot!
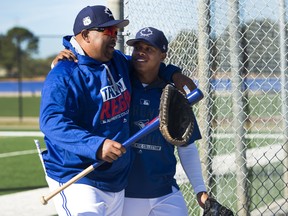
83,16,92,26
140,99,150,105
104,7,113,17
134,119,149,129
140,27,153,37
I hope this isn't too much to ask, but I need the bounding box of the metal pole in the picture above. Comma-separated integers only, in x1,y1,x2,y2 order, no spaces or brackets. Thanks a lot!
228,0,249,215
108,0,125,52
279,0,288,199
16,37,23,121
197,0,214,194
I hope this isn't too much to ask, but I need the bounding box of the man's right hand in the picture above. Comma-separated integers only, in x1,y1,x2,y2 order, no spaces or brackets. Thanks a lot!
172,73,197,94
96,139,126,163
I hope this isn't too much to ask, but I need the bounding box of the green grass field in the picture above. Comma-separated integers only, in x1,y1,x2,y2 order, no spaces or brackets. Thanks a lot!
0,96,44,195
0,136,47,195
0,93,282,118
0,96,40,117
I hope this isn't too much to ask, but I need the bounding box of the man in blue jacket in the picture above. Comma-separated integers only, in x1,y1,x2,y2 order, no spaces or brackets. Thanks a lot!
40,5,133,216
40,5,194,216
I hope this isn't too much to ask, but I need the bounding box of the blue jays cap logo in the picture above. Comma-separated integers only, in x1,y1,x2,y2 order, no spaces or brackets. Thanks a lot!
104,7,113,17
139,27,153,37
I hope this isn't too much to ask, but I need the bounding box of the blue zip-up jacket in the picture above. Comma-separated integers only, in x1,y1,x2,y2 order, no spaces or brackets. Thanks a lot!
40,36,132,192
125,73,202,198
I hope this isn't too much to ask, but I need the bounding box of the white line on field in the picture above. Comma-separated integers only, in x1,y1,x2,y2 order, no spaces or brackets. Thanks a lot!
0,131,44,137
212,133,284,139
0,149,38,158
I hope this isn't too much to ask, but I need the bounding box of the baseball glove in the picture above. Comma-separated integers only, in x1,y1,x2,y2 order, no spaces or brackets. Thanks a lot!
159,84,194,146
203,197,234,216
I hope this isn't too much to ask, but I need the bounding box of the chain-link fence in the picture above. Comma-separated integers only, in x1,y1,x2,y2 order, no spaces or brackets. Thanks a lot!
123,0,288,215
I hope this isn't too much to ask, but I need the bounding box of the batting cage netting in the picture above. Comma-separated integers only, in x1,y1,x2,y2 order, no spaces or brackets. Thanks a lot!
122,0,288,215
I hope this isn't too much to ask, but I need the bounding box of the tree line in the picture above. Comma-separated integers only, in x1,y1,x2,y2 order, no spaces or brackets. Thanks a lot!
1,19,286,79
0,27,54,79
167,19,288,78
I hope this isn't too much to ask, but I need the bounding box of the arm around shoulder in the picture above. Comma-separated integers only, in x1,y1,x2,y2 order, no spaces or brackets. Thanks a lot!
158,63,182,82
158,63,198,93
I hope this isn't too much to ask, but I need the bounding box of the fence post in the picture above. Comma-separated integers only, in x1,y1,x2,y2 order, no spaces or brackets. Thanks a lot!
16,37,23,122
228,0,249,215
197,0,215,194
279,0,288,200
108,0,125,52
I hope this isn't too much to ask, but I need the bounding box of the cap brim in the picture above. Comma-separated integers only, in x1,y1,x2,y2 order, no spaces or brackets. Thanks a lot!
98,19,129,28
126,38,155,48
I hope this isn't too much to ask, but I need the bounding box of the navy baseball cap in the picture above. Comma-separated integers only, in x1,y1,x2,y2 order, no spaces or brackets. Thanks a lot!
126,27,168,53
73,5,129,35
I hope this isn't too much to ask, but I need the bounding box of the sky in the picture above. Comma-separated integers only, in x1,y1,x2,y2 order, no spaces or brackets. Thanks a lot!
1,0,107,58
1,0,285,58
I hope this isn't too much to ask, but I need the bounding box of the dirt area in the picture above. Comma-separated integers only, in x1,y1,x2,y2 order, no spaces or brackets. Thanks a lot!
0,117,39,130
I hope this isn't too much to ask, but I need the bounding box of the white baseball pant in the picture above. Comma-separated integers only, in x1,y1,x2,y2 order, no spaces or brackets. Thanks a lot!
46,176,125,216
122,186,189,216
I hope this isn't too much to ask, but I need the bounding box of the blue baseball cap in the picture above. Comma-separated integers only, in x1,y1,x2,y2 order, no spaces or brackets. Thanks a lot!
126,27,168,53
73,5,129,35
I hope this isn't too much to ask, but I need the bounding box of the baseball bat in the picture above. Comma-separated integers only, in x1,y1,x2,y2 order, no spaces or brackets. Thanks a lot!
34,139,46,173
40,88,204,205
